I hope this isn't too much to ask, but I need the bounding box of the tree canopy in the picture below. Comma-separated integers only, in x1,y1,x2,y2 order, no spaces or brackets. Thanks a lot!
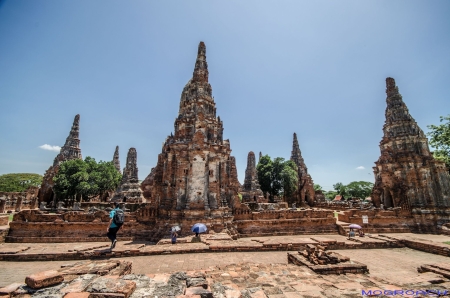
331,181,374,200
314,184,323,191
53,157,121,202
427,114,450,173
0,173,43,192
257,155,298,199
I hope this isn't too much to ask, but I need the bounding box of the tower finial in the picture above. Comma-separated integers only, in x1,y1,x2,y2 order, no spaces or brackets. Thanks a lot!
192,41,208,83
386,77,399,97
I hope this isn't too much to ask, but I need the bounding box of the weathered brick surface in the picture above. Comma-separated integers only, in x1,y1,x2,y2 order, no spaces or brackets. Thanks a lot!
289,132,316,207
64,292,90,298
0,283,22,296
25,270,64,289
371,78,450,210
85,277,135,298
39,115,82,205
0,216,8,226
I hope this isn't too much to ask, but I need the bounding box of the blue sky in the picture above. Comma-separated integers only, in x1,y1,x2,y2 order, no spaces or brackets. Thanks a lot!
0,1,449,191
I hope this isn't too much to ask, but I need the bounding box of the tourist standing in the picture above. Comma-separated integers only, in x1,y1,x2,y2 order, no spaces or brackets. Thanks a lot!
107,202,124,250
171,230,178,244
348,228,355,238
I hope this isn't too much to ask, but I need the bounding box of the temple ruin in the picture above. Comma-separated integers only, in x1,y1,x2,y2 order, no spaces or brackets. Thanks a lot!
9,44,450,243
371,78,450,210
113,145,121,173
141,41,241,216
241,151,263,203
289,133,315,206
38,114,82,205
112,148,143,203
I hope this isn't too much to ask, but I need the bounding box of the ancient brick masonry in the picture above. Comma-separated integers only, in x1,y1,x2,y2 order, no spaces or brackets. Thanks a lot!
371,78,450,209
141,41,241,212
290,133,315,206
113,148,143,203
113,145,121,172
241,151,263,202
39,115,83,205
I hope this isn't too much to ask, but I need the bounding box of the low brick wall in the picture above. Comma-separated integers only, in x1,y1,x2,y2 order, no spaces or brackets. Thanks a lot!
236,217,338,236
0,215,9,225
379,235,450,257
0,227,9,243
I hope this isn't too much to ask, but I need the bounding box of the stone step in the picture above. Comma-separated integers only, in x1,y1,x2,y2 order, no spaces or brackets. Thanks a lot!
418,264,450,279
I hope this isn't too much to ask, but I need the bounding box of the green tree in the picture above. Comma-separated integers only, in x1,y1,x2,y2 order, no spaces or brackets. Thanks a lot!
324,190,338,200
427,114,450,173
314,184,323,191
344,181,374,199
54,157,121,202
257,155,298,200
0,173,43,192
281,160,298,198
333,182,344,194
256,155,273,196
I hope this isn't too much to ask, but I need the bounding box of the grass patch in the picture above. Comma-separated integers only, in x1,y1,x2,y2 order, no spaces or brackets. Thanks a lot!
444,242,450,245
8,214,13,222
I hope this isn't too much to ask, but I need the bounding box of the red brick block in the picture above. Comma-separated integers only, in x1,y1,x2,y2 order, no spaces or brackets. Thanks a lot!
88,294,125,298
0,283,22,296
64,293,91,298
25,270,64,289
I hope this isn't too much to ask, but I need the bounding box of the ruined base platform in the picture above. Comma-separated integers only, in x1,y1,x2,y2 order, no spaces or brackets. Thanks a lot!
288,252,369,275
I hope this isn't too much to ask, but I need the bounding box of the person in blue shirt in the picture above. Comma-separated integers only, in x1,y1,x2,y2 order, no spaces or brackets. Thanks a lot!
107,202,122,250
348,228,356,238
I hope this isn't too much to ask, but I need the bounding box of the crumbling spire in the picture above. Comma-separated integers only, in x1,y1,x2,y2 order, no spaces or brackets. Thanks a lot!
289,132,315,206
383,77,424,138
113,147,143,203
291,132,306,173
371,77,450,209
53,114,82,166
113,146,121,172
192,41,209,83
386,77,399,97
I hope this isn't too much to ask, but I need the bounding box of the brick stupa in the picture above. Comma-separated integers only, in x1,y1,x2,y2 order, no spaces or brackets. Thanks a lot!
113,145,121,173
371,78,450,209
290,133,315,206
39,114,82,205
141,42,241,216
241,151,263,202
113,148,143,203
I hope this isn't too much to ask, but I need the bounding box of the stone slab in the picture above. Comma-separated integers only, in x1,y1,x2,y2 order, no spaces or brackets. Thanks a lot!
0,283,22,295
25,270,64,289
85,277,136,298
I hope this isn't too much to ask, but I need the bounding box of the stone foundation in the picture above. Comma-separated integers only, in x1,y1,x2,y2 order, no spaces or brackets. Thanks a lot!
338,209,414,233
6,206,340,243
288,251,369,275
412,208,450,233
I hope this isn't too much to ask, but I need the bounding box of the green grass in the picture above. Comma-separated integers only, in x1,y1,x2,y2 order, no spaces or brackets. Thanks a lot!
444,242,450,245
8,214,13,222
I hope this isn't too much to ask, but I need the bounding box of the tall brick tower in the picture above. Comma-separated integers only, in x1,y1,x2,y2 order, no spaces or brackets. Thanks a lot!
290,133,315,206
371,78,450,209
141,42,241,213
39,114,83,204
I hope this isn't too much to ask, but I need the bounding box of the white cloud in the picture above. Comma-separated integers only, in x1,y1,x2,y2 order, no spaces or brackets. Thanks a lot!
39,144,61,152
356,166,365,170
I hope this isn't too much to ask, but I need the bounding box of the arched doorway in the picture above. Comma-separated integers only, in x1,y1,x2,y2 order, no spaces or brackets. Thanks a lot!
383,188,394,208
